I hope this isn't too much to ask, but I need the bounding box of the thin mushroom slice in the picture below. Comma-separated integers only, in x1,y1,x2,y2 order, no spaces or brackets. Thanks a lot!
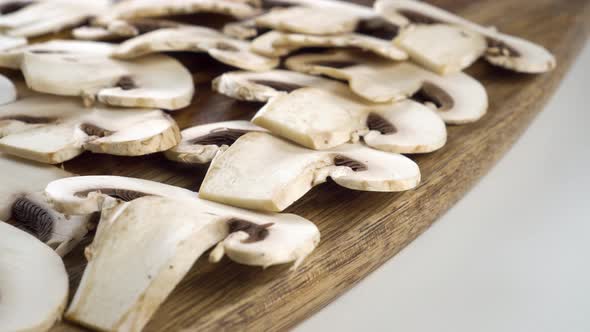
0,39,114,69
200,132,420,212
286,50,488,123
375,0,556,73
0,94,180,164
95,0,261,25
393,24,487,75
72,18,182,41
213,69,329,102
0,221,69,332
0,73,16,105
19,43,194,110
251,30,408,61
112,26,279,71
66,195,319,332
0,0,110,37
165,120,266,164
214,70,447,152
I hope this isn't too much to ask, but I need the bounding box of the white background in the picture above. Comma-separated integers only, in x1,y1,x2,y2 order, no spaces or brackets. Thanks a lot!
296,43,590,332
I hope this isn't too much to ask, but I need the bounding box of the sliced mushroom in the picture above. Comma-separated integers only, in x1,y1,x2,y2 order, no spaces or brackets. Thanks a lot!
0,34,26,51
95,0,261,26
72,18,182,41
18,42,194,110
0,0,110,37
0,73,16,105
286,50,488,124
394,24,487,75
66,195,319,331
375,0,556,73
112,26,279,71
165,120,266,164
0,221,69,332
200,131,420,212
45,175,319,263
0,93,181,164
214,70,447,152
0,39,114,69
251,30,408,61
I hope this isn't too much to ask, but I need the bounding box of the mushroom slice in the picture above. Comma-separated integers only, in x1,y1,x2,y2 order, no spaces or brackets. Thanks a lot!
0,39,114,69
214,70,447,152
0,94,181,164
394,24,487,75
0,34,26,51
286,50,488,123
0,0,110,37
0,154,92,256
375,0,556,73
0,73,16,105
0,221,68,332
251,30,408,61
19,43,194,110
96,0,260,25
72,18,182,41
112,26,279,71
165,120,266,164
200,132,420,212
66,195,319,331
213,69,328,102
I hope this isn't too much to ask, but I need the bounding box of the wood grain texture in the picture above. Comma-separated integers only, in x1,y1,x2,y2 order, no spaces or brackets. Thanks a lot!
40,0,590,331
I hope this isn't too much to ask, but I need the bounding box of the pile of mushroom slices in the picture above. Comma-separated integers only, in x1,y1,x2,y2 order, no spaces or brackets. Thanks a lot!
0,0,557,331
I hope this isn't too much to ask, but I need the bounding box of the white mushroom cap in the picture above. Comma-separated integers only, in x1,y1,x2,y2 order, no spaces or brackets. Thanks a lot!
0,221,68,332
96,0,261,25
112,26,279,71
66,195,319,331
251,30,408,61
20,44,194,110
375,0,556,73
285,50,488,124
199,132,420,212
0,34,26,51
0,0,110,37
394,24,487,75
0,94,181,164
0,74,16,105
165,120,266,164
0,39,114,69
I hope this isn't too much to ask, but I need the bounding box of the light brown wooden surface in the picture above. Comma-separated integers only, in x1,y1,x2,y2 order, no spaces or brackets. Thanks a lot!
40,0,590,331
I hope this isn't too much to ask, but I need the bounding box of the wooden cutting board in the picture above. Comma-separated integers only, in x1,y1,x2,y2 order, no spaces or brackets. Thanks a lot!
40,0,590,331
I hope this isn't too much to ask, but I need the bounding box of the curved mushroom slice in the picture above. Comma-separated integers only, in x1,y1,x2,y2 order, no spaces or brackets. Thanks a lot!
0,221,69,332
165,120,266,164
375,0,556,73
214,70,447,152
19,44,194,110
66,195,319,331
251,30,408,61
0,74,16,105
213,69,328,102
286,50,488,123
95,0,260,25
0,0,110,37
0,94,181,164
112,26,279,71
0,39,114,69
200,132,420,212
72,18,182,41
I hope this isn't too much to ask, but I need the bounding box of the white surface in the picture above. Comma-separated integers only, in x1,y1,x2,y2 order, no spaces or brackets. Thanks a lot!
296,44,590,332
